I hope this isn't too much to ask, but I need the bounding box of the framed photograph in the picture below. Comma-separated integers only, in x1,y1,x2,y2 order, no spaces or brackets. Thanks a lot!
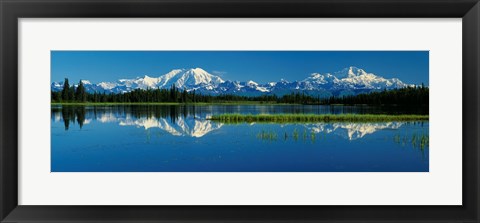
1,0,479,222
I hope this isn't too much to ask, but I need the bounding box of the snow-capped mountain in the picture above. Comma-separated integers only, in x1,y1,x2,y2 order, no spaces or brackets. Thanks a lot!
51,66,414,97
331,67,409,89
94,68,224,94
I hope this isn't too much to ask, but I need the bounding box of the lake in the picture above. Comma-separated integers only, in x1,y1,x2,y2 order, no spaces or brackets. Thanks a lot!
51,105,429,172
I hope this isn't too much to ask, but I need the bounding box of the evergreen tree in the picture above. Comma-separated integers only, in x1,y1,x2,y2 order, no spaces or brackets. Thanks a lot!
61,78,70,101
182,89,187,103
75,80,87,102
68,86,75,102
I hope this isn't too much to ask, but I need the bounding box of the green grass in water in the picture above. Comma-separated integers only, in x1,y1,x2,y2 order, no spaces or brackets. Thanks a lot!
394,132,429,150
209,113,429,123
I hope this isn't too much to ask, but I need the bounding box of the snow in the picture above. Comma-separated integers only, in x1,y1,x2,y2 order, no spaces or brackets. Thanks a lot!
119,116,223,137
256,86,269,92
247,80,258,86
307,122,403,140
141,75,160,87
51,109,405,140
98,82,116,90
51,67,413,96
155,68,225,89
80,80,92,85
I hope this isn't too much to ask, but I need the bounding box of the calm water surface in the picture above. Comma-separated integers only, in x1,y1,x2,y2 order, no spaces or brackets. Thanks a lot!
51,105,429,172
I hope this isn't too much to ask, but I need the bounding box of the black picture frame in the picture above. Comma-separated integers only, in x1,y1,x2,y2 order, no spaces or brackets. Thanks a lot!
1,0,479,222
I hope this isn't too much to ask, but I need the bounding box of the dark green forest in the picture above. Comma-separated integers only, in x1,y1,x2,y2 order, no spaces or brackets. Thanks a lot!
51,78,428,106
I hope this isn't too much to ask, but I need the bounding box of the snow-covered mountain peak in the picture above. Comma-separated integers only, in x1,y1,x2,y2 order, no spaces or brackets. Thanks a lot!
140,75,160,87
143,75,154,79
175,67,225,87
348,66,367,75
191,67,208,73
80,80,92,85
98,82,116,90
164,68,186,77
333,66,368,78
309,73,322,79
307,72,335,79
247,80,258,86
52,66,416,96
154,68,225,89
280,78,289,83
72,80,93,87
303,72,338,85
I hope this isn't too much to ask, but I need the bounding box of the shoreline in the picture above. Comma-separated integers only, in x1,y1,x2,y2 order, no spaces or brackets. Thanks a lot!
208,114,429,123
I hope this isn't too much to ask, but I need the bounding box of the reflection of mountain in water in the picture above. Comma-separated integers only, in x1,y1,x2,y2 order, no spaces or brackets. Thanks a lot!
51,106,223,137
119,116,223,137
306,122,403,140
51,105,412,140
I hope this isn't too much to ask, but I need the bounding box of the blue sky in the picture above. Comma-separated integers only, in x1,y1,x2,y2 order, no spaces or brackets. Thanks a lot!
51,51,429,85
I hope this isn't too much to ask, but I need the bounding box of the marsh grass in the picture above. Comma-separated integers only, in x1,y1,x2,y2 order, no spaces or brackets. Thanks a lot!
254,127,429,150
394,132,429,150
256,130,278,141
293,128,299,141
209,113,429,123
256,128,320,143
310,130,316,142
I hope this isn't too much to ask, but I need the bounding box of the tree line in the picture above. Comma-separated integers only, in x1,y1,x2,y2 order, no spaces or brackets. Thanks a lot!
323,84,428,106
51,78,428,106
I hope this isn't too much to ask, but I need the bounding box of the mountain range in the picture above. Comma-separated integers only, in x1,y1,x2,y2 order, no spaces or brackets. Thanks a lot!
51,66,414,97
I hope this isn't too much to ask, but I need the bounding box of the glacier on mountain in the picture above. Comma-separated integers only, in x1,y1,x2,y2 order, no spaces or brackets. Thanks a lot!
51,66,415,97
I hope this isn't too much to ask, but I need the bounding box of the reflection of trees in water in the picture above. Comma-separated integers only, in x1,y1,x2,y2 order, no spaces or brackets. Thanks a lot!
114,105,197,123
51,105,429,136
52,105,201,130
52,106,86,130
